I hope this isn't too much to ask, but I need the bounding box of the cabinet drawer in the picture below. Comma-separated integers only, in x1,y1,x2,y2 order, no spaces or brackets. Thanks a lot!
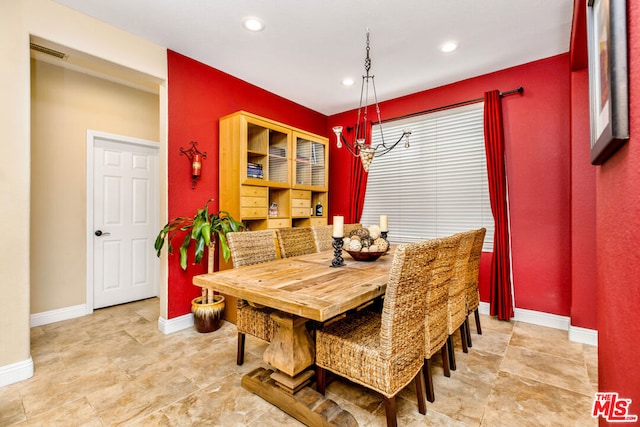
241,207,268,218
291,207,310,218
241,185,268,198
240,196,267,208
268,218,290,229
309,217,327,226
291,189,310,200
291,198,311,208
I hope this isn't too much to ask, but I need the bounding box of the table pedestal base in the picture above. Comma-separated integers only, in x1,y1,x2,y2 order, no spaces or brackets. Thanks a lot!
271,369,315,394
242,367,357,427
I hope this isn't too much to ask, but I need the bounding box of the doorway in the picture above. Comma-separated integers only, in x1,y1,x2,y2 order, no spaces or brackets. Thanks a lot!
87,131,159,310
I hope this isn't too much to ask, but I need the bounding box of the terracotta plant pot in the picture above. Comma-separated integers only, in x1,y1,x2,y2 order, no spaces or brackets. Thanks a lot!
191,295,225,333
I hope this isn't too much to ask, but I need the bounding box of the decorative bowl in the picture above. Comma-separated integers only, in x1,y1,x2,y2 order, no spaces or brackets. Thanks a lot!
344,250,386,262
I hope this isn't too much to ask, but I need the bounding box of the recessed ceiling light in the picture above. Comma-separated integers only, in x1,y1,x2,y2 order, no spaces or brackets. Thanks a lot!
440,41,458,53
242,17,265,32
341,78,355,86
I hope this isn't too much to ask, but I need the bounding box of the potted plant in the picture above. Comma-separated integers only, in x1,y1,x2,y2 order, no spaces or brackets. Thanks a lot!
154,199,244,332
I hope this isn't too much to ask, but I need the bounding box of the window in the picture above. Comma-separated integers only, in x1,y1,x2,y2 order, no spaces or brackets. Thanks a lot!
360,103,494,251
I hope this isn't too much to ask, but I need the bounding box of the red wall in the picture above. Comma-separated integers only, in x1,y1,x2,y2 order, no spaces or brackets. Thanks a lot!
167,50,326,318
595,0,640,415
570,68,597,330
328,55,579,319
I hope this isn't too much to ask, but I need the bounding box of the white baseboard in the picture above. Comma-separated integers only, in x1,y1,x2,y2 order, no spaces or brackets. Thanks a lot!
30,304,87,327
158,313,193,334
0,357,34,387
569,325,598,346
30,302,193,335
513,306,570,330
478,301,490,315
477,302,597,346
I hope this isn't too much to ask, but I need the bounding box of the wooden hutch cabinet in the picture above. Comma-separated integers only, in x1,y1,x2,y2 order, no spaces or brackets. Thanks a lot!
219,111,329,232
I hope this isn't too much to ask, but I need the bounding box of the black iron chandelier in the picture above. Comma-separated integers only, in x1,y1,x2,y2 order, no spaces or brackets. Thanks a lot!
332,30,411,172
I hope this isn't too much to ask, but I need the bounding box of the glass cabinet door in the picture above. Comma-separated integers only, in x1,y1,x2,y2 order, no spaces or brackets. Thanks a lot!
293,133,327,190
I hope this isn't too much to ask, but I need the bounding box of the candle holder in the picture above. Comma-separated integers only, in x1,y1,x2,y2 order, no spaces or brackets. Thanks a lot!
330,237,345,267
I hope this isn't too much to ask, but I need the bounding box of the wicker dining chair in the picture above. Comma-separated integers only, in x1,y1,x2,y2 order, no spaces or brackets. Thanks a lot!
311,224,333,252
464,228,487,347
445,230,476,371
226,230,280,366
343,223,363,236
422,233,459,402
316,239,439,427
275,227,316,258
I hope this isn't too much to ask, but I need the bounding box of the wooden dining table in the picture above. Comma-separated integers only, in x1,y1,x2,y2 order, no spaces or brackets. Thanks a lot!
193,246,396,426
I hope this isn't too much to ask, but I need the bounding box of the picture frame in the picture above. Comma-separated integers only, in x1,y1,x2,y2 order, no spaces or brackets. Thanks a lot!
587,0,629,165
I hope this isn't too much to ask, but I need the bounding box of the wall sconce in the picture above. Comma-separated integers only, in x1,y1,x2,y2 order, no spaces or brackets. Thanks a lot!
179,141,207,189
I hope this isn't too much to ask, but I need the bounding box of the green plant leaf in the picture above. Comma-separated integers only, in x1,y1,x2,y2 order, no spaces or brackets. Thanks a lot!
179,232,191,270
202,222,211,246
218,232,231,262
194,235,206,264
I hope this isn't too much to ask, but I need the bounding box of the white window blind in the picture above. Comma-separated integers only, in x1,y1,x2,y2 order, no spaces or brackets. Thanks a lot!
361,102,494,251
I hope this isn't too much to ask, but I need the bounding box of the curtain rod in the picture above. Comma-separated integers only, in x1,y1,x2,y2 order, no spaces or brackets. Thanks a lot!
378,86,524,125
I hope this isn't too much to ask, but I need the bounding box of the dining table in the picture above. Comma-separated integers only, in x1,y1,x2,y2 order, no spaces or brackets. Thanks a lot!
193,246,396,427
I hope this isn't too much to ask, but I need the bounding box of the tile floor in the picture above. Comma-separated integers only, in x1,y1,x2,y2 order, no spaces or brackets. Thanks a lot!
1,298,598,426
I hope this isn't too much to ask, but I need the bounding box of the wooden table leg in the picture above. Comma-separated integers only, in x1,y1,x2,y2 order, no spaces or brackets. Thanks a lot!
262,311,315,393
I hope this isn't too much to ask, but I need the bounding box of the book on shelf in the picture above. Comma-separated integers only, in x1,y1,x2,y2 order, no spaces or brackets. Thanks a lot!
247,164,264,178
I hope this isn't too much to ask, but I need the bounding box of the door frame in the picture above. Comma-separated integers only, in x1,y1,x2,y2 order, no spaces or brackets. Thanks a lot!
86,130,160,314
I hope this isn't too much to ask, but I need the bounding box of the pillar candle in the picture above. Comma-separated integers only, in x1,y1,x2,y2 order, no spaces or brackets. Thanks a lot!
380,215,388,232
333,216,344,237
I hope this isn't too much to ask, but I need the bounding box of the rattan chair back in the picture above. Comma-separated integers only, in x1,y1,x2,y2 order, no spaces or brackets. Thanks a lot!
226,230,278,268
311,225,333,252
276,227,316,258
424,234,459,358
343,223,363,237
466,228,486,312
447,230,475,334
380,239,439,366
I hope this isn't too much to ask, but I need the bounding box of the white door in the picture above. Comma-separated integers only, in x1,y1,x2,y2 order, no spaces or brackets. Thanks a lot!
90,132,159,309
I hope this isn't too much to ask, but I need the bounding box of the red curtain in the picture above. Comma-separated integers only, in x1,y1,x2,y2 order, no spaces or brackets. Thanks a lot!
483,90,514,320
349,154,368,223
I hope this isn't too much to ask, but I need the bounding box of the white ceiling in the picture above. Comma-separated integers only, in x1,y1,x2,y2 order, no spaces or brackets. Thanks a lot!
51,0,574,116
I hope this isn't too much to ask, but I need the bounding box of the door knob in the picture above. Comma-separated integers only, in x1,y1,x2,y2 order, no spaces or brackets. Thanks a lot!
94,230,111,236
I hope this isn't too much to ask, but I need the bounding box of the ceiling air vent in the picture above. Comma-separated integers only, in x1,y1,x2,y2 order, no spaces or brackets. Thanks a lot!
30,42,68,60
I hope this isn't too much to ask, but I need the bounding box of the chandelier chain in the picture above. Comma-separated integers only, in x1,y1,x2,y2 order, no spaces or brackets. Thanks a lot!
364,31,371,74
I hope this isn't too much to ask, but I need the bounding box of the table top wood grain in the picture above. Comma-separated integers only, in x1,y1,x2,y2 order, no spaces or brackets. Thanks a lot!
193,247,395,322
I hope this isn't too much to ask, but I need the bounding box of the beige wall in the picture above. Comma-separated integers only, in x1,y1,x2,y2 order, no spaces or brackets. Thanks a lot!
30,59,160,313
1,0,167,381
1,0,32,376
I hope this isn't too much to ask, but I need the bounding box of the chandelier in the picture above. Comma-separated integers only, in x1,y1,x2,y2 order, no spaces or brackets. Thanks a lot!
332,30,411,172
